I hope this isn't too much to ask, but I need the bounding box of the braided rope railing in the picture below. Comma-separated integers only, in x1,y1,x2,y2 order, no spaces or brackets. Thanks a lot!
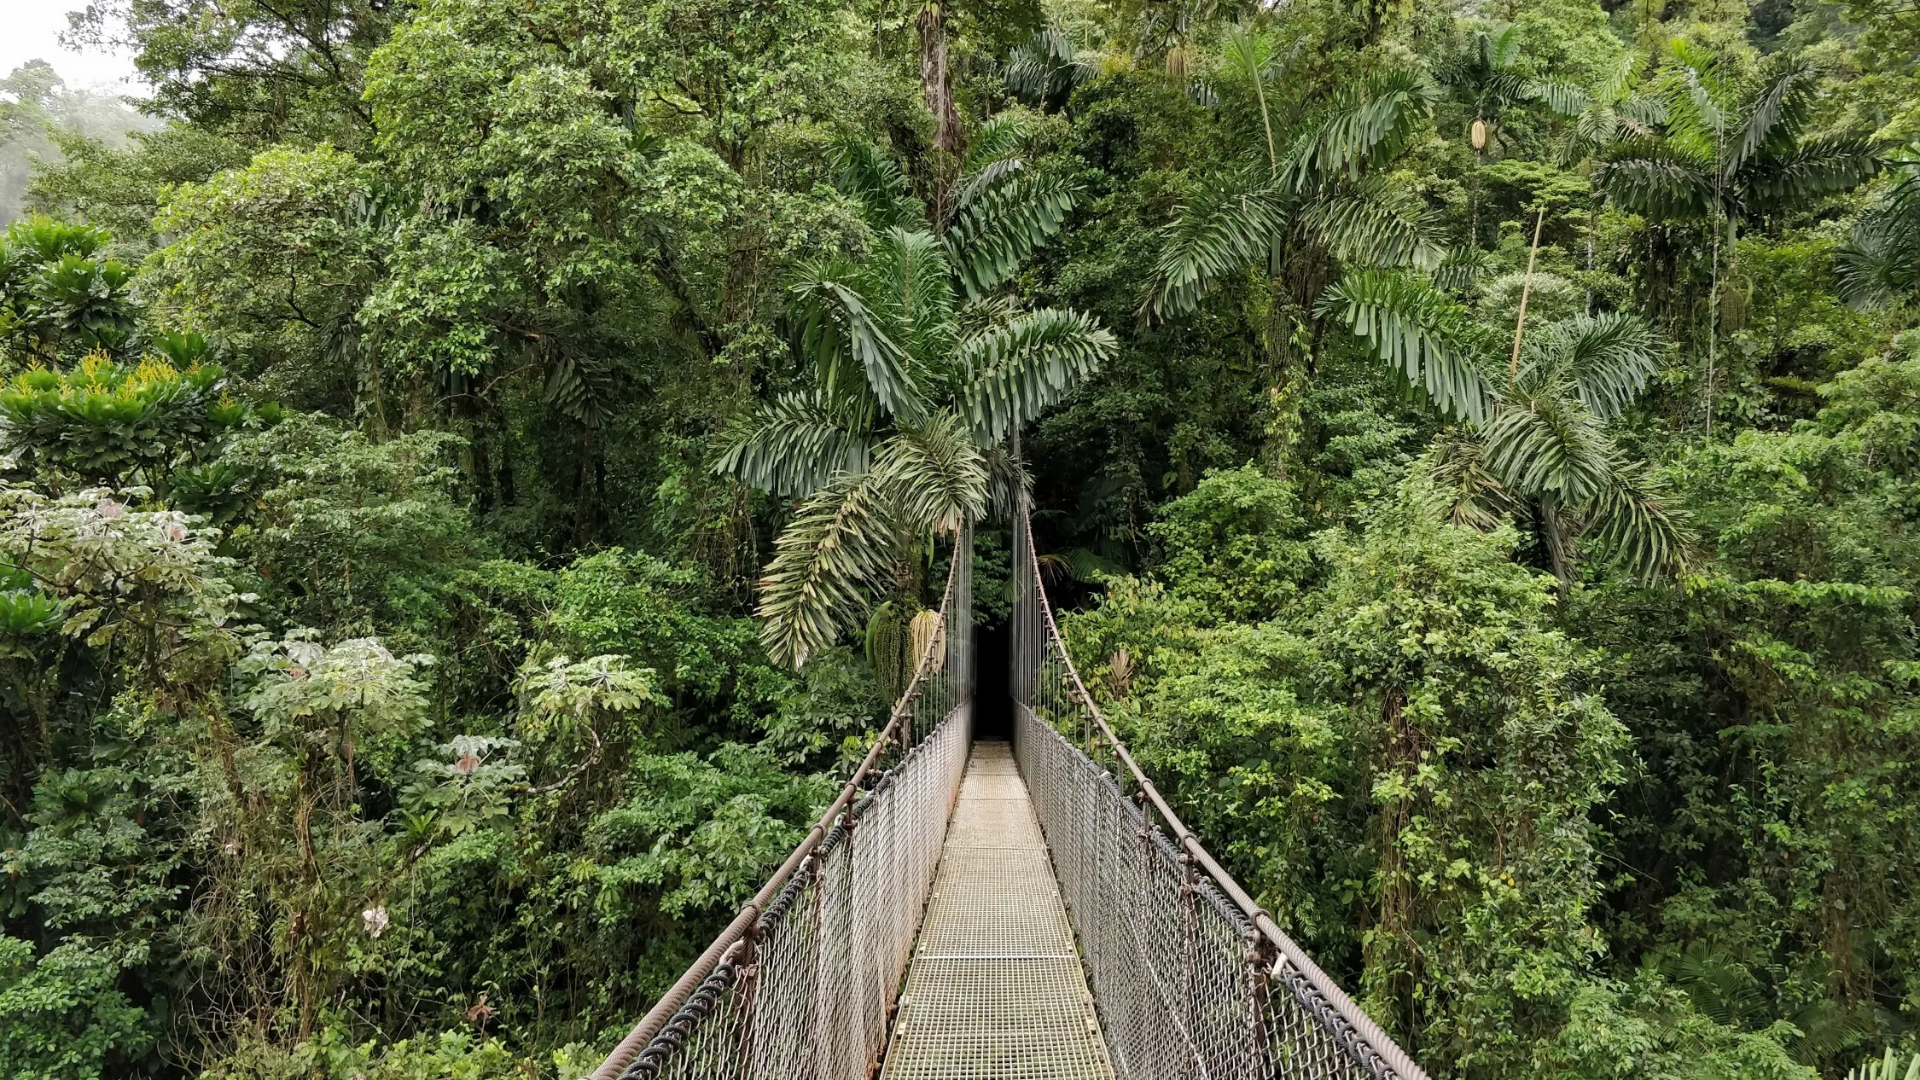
1010,507,1433,1080
586,529,973,1080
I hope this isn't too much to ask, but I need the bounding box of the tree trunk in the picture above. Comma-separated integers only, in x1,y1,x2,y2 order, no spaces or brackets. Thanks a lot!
918,4,963,158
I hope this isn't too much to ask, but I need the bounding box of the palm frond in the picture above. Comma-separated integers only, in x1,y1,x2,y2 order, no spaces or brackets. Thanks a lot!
1317,269,1495,423
1844,1049,1920,1080
1220,24,1276,86
1142,171,1289,320
959,307,1117,441
1278,70,1436,193
1005,29,1095,111
790,260,924,423
945,172,1077,298
1531,78,1590,119
1600,141,1716,220
832,139,925,231
1585,459,1692,583
964,111,1034,175
1530,311,1661,420
872,411,990,535
867,228,958,367
1838,164,1920,309
715,390,873,495
1422,432,1524,531
951,156,1031,220
756,474,896,668
1481,390,1616,505
1728,59,1818,176
1301,175,1448,270
1740,137,1883,212
1432,247,1495,292
1662,43,1730,151
980,442,1031,521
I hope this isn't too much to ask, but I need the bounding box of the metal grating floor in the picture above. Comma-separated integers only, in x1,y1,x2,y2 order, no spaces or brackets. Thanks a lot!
881,742,1115,1080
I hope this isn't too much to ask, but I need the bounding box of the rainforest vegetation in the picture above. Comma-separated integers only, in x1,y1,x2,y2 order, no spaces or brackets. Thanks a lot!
1,0,1918,1076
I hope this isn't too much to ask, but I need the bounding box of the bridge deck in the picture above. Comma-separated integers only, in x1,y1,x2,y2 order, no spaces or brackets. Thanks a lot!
880,741,1114,1080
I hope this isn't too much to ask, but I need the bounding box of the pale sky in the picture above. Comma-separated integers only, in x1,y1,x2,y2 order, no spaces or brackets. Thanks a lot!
0,0,141,92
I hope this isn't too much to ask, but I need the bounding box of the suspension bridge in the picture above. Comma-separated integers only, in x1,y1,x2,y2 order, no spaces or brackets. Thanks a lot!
586,508,1430,1080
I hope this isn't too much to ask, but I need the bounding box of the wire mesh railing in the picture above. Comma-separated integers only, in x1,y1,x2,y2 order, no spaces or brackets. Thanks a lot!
587,529,973,1080
1010,508,1432,1080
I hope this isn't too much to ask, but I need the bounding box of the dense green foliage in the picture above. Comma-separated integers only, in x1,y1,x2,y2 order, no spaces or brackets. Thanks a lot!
2,0,1919,1075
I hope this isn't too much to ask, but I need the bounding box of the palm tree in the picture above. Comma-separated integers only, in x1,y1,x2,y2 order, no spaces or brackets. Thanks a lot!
1598,46,1881,431
1837,154,1920,310
719,120,1117,667
1442,22,1570,248
1143,51,1445,324
1319,268,1689,588
1140,30,1447,466
1004,28,1099,113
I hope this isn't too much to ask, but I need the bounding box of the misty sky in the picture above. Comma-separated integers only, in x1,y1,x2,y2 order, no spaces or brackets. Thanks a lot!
0,1,140,91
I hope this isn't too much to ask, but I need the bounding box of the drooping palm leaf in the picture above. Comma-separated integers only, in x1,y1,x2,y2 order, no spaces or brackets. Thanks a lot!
1481,389,1616,505
1432,247,1495,292
1728,61,1817,174
1600,141,1716,220
1317,269,1495,422
790,257,924,422
1278,70,1436,193
1142,171,1290,320
959,307,1117,441
832,140,924,231
867,228,959,368
756,474,895,668
1739,137,1883,212
716,390,873,496
945,172,1077,298
1004,29,1095,111
1838,162,1920,309
1531,77,1590,120
1423,432,1524,531
1585,459,1692,583
1300,175,1448,270
872,412,990,536
1530,311,1661,420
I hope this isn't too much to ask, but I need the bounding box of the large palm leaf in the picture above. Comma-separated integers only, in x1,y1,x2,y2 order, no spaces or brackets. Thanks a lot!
1481,388,1616,505
755,474,896,668
872,413,991,536
715,390,872,496
1277,70,1436,193
1300,175,1449,271
959,308,1117,441
1837,160,1920,309
1317,268,1496,422
1585,459,1691,582
946,172,1077,298
1142,170,1290,320
790,258,922,422
1527,311,1661,420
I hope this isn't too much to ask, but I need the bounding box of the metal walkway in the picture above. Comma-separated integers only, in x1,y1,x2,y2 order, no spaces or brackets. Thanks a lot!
587,517,1432,1080
881,742,1112,1080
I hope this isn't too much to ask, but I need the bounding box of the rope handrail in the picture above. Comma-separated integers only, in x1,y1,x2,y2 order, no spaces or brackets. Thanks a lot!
586,546,969,1080
1015,508,1433,1080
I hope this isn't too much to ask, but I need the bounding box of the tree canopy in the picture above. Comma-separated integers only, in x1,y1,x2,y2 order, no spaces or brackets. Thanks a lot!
3,0,1920,1077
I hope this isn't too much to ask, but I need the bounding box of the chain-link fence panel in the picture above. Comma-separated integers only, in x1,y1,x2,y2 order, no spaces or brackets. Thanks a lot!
590,532,973,1080
1011,509,1432,1080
